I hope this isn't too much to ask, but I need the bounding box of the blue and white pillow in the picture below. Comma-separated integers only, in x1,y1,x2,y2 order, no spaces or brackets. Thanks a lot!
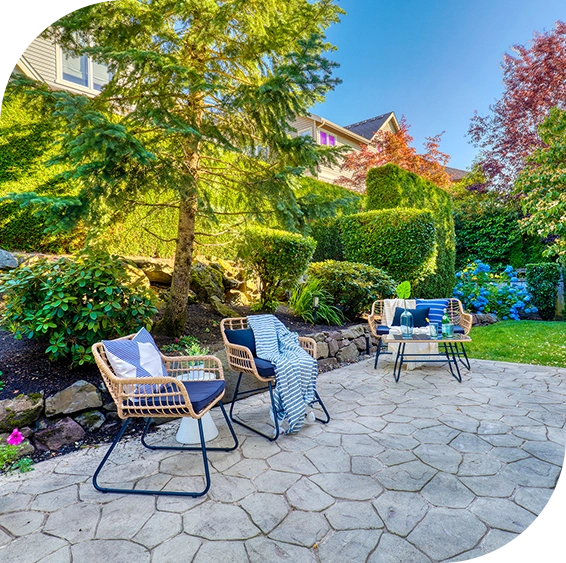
416,299,449,326
102,328,168,394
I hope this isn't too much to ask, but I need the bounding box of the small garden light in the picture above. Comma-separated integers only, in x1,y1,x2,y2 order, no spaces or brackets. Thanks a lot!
313,296,320,324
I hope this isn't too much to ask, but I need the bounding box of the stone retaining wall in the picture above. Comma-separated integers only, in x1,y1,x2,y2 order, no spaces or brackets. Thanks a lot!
306,324,378,372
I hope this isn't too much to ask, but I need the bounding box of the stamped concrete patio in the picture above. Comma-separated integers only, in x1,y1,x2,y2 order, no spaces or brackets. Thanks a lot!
0,357,565,563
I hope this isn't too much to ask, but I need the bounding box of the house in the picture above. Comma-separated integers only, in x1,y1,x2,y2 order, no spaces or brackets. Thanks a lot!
289,112,400,185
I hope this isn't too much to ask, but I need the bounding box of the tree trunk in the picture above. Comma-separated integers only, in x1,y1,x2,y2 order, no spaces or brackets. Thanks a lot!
157,191,198,335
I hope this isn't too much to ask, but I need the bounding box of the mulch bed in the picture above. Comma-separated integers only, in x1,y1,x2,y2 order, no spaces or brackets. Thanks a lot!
0,302,360,464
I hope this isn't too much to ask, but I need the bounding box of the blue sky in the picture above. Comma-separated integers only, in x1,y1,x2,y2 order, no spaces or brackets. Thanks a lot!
314,0,566,170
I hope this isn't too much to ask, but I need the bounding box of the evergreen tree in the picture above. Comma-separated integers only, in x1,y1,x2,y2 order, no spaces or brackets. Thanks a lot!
8,0,344,334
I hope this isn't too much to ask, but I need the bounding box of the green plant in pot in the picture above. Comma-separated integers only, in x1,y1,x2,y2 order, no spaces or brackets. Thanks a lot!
396,281,413,339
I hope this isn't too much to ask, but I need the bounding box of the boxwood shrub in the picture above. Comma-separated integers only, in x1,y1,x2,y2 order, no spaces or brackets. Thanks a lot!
526,263,561,321
308,217,344,262
340,208,437,291
238,227,316,312
366,163,456,297
0,250,157,365
308,260,396,318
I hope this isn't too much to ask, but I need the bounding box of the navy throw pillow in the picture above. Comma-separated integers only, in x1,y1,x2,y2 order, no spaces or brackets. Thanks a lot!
224,328,257,357
392,307,430,328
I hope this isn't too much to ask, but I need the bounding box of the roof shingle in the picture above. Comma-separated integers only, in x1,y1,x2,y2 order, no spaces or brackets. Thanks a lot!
343,112,395,140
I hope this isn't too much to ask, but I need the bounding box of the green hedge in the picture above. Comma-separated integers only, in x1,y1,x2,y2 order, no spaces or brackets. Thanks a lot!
366,163,455,297
0,90,85,253
341,208,437,290
453,196,546,270
238,227,316,312
308,217,344,262
526,263,561,321
308,260,396,318
295,177,362,221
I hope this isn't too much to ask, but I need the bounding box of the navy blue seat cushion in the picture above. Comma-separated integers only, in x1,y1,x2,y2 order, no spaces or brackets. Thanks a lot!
225,328,257,357
135,380,225,414
392,307,430,328
454,325,465,334
376,325,390,335
254,358,276,378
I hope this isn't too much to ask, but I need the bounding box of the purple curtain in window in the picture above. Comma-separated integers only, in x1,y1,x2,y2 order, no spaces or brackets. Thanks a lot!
319,131,327,145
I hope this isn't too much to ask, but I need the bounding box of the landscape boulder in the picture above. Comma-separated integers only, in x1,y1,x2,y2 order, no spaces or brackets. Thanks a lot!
0,393,44,432
45,380,102,417
34,417,85,451
335,343,359,363
75,410,106,432
128,256,174,285
0,248,18,270
191,261,226,303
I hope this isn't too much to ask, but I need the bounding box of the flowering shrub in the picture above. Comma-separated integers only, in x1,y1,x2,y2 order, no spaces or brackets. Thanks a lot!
454,261,537,320
161,335,209,356
0,428,34,474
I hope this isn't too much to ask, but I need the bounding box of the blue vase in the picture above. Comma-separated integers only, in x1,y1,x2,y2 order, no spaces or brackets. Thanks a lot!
400,309,414,339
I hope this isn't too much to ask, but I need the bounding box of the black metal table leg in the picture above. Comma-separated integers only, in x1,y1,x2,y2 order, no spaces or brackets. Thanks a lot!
458,342,471,370
446,342,462,382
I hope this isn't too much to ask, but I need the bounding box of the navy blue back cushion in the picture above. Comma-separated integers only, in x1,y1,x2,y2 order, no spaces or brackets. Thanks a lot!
416,299,449,326
392,307,430,328
225,328,257,357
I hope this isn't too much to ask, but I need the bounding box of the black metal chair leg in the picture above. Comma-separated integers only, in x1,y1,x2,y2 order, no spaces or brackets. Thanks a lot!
312,390,330,424
229,373,280,441
374,338,382,369
93,417,213,497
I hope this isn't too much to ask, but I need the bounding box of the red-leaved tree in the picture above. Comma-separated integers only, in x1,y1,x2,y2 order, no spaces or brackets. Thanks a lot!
338,117,451,192
469,20,566,191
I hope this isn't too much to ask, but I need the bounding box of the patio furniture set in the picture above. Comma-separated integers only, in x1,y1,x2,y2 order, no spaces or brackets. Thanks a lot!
91,299,473,498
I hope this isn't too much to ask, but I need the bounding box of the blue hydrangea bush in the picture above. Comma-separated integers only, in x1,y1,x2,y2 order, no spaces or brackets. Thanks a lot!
453,261,537,320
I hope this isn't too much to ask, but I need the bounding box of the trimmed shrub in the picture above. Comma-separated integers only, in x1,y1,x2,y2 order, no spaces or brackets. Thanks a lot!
366,163,456,297
238,227,316,312
0,250,157,365
308,217,344,262
454,261,536,320
295,177,363,221
341,209,437,290
308,260,396,318
0,89,85,253
526,263,561,321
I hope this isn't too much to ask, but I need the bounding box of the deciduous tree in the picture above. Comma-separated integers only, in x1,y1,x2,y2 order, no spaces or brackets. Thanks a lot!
515,107,566,260
469,21,566,190
6,0,344,334
338,117,451,192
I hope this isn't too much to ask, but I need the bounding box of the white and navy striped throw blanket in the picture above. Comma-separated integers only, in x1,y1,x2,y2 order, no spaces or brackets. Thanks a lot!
247,314,317,434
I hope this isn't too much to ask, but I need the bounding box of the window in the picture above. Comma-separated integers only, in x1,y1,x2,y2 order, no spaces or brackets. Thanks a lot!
298,129,312,138
59,48,111,92
319,131,336,146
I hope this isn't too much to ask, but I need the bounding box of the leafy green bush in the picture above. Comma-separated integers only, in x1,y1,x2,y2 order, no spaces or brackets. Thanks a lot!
526,263,561,321
238,227,316,312
366,163,455,297
0,250,157,365
308,217,344,261
341,208,437,290
289,277,345,325
308,260,396,318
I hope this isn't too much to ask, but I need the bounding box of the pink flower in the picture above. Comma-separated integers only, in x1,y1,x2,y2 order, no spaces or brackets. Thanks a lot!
7,428,24,446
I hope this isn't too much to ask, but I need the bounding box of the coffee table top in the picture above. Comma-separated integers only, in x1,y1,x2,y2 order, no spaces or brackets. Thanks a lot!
383,333,472,344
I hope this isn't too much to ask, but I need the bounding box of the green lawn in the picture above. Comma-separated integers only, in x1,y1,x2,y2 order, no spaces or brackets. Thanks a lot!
467,320,566,368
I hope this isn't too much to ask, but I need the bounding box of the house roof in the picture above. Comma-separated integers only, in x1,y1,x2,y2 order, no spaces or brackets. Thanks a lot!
445,166,468,182
343,112,396,140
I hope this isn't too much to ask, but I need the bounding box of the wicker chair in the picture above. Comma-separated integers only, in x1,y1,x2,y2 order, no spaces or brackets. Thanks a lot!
368,298,473,369
220,317,330,441
91,334,238,497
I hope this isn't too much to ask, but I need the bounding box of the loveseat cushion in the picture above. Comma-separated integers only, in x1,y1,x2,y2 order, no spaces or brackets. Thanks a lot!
392,307,430,328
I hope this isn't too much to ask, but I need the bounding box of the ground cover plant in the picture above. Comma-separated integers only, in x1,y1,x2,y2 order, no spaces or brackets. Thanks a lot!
454,260,535,320
467,321,566,367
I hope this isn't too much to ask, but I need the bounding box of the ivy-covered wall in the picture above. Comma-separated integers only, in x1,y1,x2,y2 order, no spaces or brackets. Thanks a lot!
366,163,456,297
0,91,84,252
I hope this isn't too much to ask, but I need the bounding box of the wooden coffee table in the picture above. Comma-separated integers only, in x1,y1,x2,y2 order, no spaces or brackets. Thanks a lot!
382,333,472,383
